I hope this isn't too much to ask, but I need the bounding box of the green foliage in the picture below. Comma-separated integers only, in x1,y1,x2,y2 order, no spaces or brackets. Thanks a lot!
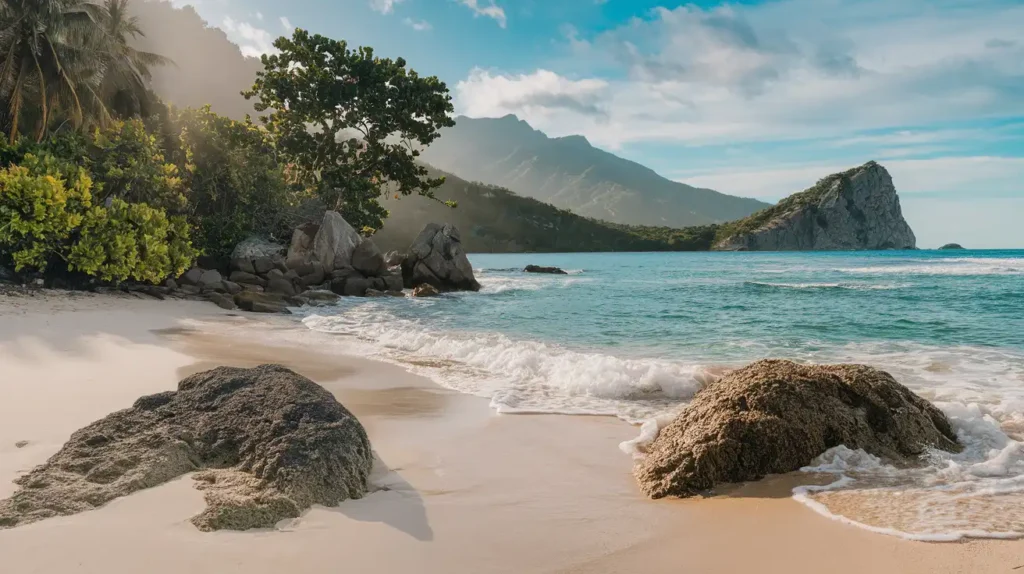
244,29,456,231
175,106,298,258
88,119,186,211
0,153,92,271
68,198,195,283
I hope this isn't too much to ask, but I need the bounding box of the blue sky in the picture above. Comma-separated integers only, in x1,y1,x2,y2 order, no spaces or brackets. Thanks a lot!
177,0,1024,248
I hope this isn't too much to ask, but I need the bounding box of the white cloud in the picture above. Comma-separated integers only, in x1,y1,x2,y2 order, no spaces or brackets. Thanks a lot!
280,16,294,32
459,0,506,28
222,16,278,58
403,18,432,31
369,0,403,15
255,12,263,21
454,0,1024,149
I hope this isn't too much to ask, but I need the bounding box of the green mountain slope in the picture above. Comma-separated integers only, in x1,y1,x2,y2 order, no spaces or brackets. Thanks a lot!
417,115,769,228
372,167,716,253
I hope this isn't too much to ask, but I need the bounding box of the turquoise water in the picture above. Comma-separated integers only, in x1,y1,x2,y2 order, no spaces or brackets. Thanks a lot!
302,250,1024,540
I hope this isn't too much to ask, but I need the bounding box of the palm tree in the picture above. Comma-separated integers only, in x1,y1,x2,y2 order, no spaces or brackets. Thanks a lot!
95,0,170,118
0,0,105,143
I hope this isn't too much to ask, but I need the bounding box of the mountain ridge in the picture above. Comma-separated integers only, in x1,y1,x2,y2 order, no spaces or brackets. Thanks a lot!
419,115,770,228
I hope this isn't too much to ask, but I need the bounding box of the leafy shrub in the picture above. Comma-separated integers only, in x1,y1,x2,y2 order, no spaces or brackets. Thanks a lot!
68,199,196,283
0,153,93,271
89,119,187,212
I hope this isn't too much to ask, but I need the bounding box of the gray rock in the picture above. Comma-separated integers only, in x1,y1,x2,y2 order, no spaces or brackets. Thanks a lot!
233,291,292,314
231,237,285,261
412,284,440,297
253,256,276,275
299,262,325,289
939,243,965,250
164,278,178,290
635,359,961,499
179,267,203,286
713,162,917,251
221,281,243,295
266,276,298,297
229,271,267,287
230,257,256,274
401,224,481,292
302,290,341,305
180,285,202,295
312,211,362,274
265,268,285,281
239,284,264,293
0,365,372,531
524,265,568,275
286,223,320,269
351,239,387,277
208,292,237,310
343,277,373,297
198,269,223,288
383,272,404,293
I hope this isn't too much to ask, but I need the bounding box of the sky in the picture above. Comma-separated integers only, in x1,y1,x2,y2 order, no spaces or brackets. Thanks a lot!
174,0,1024,248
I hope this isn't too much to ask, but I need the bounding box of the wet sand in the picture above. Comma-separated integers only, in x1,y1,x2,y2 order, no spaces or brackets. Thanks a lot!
1,292,1022,573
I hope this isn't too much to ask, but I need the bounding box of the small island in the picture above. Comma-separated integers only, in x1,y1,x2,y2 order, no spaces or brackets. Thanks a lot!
939,243,966,250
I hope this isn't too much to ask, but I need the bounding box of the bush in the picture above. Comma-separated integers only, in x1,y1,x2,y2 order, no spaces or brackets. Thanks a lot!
68,199,196,283
0,153,93,271
89,119,187,212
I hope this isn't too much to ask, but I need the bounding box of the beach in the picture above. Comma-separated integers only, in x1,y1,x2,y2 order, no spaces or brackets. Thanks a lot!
0,291,1021,573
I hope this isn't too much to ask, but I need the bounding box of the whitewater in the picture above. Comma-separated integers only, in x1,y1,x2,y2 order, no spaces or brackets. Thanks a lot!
297,250,1024,541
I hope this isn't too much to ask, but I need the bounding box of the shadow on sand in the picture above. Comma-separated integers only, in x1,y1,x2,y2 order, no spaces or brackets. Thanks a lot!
327,455,434,542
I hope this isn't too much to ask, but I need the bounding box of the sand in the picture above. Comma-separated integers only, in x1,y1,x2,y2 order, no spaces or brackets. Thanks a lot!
1,291,1023,573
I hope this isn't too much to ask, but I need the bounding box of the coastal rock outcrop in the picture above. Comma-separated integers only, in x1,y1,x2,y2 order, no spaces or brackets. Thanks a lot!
634,359,961,499
940,243,965,250
0,365,373,531
313,211,362,274
401,223,481,292
713,162,917,251
524,265,568,275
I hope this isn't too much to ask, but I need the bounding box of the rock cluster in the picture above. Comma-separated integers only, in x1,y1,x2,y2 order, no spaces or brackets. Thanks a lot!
0,365,374,531
401,223,481,292
634,359,961,499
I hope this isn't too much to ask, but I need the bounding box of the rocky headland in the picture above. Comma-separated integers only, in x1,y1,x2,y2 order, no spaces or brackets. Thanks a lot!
713,162,917,251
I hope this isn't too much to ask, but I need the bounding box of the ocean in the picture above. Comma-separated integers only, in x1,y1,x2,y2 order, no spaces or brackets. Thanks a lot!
299,249,1024,541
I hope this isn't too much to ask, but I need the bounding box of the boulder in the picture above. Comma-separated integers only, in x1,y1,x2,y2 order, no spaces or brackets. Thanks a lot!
198,269,223,288
524,265,568,275
634,360,962,499
401,224,481,292
343,276,373,297
351,239,387,277
179,267,203,286
412,284,440,297
0,365,372,531
266,276,298,297
299,262,325,289
384,251,407,269
163,278,178,290
0,265,15,283
383,272,404,293
229,271,266,287
302,290,341,306
230,257,256,275
231,237,285,261
221,281,243,295
207,292,237,310
240,284,264,293
312,211,362,274
253,256,276,275
180,285,202,296
233,291,292,314
286,223,320,269
266,268,285,281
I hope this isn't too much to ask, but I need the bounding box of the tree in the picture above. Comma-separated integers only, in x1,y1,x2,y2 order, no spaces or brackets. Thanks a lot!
0,0,105,143
95,0,170,118
244,29,456,231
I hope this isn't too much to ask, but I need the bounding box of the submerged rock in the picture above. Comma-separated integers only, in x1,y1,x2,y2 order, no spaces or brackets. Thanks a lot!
402,223,481,292
412,284,440,297
524,265,568,275
634,359,961,499
0,365,373,531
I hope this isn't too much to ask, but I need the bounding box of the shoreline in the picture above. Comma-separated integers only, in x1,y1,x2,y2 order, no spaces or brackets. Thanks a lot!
2,292,1023,573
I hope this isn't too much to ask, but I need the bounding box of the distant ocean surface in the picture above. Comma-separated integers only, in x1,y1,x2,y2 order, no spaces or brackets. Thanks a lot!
300,250,1024,541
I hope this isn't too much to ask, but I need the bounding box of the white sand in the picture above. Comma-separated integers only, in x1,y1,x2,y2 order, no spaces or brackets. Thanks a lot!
2,292,1023,573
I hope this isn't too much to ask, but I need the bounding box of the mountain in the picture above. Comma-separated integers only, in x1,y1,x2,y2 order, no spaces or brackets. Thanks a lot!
712,161,917,251
417,115,769,227
131,1,263,120
371,167,715,253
